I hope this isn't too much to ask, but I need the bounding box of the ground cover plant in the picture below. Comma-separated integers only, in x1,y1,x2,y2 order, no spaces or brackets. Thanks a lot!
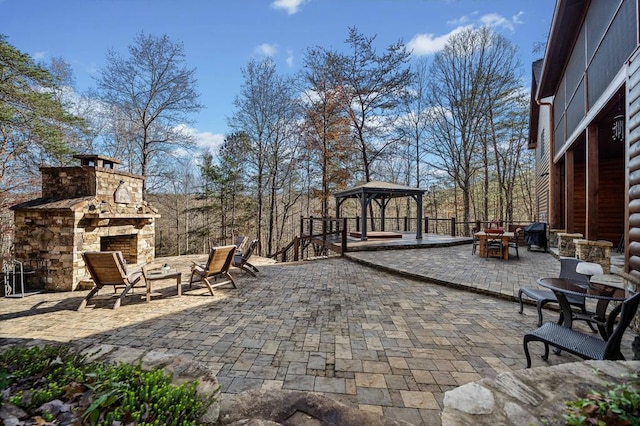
0,344,215,425
540,371,640,426
563,373,640,426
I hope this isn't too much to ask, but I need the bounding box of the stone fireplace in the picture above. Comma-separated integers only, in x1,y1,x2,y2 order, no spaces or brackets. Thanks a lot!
10,155,159,291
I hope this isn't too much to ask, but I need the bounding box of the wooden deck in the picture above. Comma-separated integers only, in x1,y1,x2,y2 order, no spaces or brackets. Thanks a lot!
313,232,471,253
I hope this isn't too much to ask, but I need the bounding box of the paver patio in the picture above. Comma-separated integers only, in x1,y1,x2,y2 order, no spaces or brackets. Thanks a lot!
0,245,634,426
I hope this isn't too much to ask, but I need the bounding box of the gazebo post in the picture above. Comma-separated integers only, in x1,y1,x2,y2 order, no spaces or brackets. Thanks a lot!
360,192,368,241
380,197,393,232
416,193,423,239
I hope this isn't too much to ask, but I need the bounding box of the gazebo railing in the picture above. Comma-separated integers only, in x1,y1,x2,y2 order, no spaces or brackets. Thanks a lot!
272,216,535,261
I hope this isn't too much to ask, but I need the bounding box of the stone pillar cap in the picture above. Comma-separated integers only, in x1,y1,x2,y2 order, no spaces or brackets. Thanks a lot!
573,239,613,247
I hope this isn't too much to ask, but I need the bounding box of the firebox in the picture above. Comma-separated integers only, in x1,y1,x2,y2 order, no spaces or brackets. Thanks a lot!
100,235,138,265
10,155,159,291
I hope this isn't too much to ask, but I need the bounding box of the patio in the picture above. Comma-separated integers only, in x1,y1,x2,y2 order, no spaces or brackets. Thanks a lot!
0,244,635,425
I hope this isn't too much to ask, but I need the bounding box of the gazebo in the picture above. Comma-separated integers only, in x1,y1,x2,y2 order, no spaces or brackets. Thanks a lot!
335,181,426,241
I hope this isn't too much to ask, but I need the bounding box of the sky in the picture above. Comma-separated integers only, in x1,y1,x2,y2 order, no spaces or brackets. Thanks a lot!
2,0,556,153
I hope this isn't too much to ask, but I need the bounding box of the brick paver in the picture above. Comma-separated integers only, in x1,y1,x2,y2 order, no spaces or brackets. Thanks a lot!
0,247,632,426
346,243,562,299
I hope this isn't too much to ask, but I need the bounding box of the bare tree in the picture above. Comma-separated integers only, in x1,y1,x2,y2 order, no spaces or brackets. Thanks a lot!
299,47,355,217
96,32,202,195
398,57,431,189
229,58,300,255
331,27,414,183
491,94,530,222
425,26,521,229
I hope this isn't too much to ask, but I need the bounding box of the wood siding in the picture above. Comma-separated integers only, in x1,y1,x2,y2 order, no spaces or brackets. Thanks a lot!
627,48,640,278
573,158,586,236
599,158,625,243
536,104,552,222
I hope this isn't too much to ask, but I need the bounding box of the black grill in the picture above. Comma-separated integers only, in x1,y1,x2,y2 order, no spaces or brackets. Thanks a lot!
524,222,547,252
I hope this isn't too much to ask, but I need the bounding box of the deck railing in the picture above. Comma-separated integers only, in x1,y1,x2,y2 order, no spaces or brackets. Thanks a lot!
273,216,535,262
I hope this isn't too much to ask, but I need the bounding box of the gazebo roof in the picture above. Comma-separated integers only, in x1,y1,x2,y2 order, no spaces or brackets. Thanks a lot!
334,180,425,199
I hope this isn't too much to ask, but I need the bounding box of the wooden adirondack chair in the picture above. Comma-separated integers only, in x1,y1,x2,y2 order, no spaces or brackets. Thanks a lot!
79,251,143,310
189,245,237,295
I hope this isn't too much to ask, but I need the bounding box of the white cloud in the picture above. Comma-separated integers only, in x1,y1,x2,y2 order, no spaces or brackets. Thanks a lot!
286,50,294,67
480,13,513,31
512,11,524,25
407,25,471,56
255,43,278,57
479,12,524,32
446,16,469,26
447,10,478,26
410,10,526,57
195,131,225,153
271,0,307,15
33,51,47,60
172,124,225,155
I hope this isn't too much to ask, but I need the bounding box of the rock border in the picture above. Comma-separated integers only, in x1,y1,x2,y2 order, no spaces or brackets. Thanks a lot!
441,360,640,425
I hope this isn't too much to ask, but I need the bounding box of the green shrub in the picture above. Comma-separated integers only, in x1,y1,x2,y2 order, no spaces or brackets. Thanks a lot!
563,373,640,426
0,344,215,425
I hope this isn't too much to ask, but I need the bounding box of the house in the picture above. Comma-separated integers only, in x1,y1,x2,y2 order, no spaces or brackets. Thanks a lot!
529,0,639,277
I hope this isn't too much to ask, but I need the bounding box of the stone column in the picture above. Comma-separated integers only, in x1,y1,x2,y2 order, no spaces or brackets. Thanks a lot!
574,239,612,274
548,229,564,248
557,232,583,257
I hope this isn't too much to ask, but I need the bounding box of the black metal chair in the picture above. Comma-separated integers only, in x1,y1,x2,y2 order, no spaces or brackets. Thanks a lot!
508,227,523,260
518,258,597,329
471,227,479,255
523,291,640,367
484,229,504,260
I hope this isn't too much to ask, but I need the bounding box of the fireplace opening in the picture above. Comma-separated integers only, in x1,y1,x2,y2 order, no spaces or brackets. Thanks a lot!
100,235,138,265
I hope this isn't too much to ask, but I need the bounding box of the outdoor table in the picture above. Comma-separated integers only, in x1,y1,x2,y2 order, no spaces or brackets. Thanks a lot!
474,231,514,260
536,277,627,339
143,267,182,302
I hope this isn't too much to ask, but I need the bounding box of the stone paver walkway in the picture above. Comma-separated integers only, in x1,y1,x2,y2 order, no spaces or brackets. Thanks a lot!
0,247,633,426
346,243,562,300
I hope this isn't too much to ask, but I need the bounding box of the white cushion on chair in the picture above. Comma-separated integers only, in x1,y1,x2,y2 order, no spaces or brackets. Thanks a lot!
576,262,604,277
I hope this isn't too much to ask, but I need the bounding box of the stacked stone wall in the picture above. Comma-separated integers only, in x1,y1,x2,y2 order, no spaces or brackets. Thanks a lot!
94,169,144,204
12,210,77,291
557,232,583,257
41,167,96,199
575,239,612,274
548,229,564,248
40,166,145,206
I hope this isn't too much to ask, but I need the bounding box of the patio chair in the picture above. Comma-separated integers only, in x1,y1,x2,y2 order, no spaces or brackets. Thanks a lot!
471,227,479,255
483,228,504,259
508,227,523,260
518,258,597,329
234,235,250,252
523,291,640,367
233,238,259,277
78,251,143,310
189,245,237,295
